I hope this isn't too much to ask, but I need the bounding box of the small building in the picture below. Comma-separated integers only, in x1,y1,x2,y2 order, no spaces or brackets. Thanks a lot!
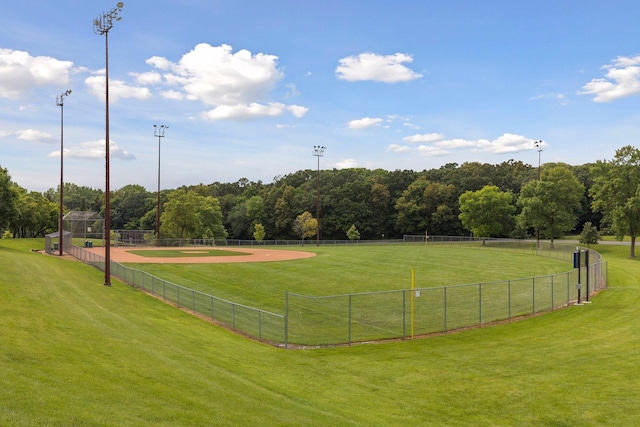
44,230,73,255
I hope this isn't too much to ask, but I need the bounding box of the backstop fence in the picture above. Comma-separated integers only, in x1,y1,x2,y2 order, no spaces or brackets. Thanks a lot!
68,237,606,348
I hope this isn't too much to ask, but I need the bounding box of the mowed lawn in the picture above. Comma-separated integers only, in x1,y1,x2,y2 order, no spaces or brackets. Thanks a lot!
125,244,573,313
2,238,640,426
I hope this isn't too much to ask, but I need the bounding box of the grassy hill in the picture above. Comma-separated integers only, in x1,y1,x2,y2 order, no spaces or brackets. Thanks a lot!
1,238,639,426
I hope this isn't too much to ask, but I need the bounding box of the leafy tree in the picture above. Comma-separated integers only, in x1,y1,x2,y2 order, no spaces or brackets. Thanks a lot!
0,166,17,232
10,188,58,237
293,211,317,244
227,203,249,239
517,166,584,245
272,185,296,238
590,145,640,256
245,195,265,235
458,185,515,237
110,185,154,230
253,223,266,242
578,221,600,248
199,196,228,240
347,224,360,240
160,189,227,239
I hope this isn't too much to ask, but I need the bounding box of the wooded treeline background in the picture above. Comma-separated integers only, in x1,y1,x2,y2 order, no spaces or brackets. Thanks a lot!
2,145,640,252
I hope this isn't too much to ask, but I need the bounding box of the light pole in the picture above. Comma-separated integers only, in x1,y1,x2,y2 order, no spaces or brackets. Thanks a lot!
533,140,543,248
56,89,72,256
312,146,326,247
154,125,168,247
534,140,543,180
94,2,124,287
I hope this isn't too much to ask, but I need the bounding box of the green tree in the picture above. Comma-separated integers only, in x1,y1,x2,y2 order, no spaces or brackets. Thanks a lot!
160,190,227,239
10,188,58,237
253,223,266,242
458,185,515,238
161,190,201,238
199,196,228,240
578,221,600,248
293,211,317,244
347,224,361,240
0,166,18,233
590,145,640,256
517,166,584,245
110,185,153,230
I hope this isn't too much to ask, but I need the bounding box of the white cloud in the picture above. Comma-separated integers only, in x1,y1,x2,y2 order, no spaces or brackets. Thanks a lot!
393,133,540,157
145,43,306,120
472,133,536,153
0,48,73,100
580,55,640,102
287,104,309,118
202,102,308,121
348,117,384,129
403,133,444,143
50,139,135,160
530,92,569,106
335,159,359,169
16,129,54,142
416,145,450,156
85,74,152,102
387,144,412,153
131,71,162,85
336,52,423,83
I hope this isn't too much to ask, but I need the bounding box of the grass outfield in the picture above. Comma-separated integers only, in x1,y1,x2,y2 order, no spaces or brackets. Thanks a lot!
125,244,572,313
2,238,639,425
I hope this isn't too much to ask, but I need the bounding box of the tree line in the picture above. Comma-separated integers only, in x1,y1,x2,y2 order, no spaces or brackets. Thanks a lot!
2,145,640,255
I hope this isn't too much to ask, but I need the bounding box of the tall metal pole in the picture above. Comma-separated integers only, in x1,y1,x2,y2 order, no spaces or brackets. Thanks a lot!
312,146,326,247
94,2,124,287
154,125,168,247
534,140,543,180
56,90,72,256
533,140,543,248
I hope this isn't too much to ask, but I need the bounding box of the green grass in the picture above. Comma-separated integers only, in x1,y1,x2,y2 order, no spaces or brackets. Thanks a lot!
125,244,571,312
128,248,249,258
2,238,639,425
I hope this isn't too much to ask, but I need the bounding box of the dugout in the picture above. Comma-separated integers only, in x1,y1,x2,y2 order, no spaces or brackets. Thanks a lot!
44,230,72,255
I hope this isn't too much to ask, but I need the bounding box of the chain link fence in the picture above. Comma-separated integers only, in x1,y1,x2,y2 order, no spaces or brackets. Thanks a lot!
68,238,606,348
67,245,285,345
285,238,606,346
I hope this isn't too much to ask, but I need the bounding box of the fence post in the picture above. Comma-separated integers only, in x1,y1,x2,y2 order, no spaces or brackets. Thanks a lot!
532,278,535,314
443,287,447,332
508,280,511,320
348,294,352,345
284,292,289,349
479,283,482,325
551,275,554,309
403,289,407,339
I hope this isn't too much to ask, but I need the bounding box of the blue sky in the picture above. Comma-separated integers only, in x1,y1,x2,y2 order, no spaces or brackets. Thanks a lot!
2,0,640,192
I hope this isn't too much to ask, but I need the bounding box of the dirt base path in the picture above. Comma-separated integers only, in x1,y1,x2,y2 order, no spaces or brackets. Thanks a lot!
85,246,316,264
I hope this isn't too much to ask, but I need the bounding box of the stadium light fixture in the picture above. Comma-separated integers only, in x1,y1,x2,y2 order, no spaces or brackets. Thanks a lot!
313,146,326,247
154,125,168,247
56,89,72,257
94,2,124,286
